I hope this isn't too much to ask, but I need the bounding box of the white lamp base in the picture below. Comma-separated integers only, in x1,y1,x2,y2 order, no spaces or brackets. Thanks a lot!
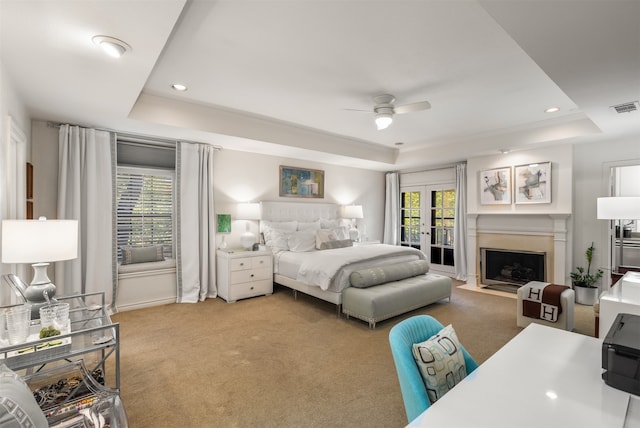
241,232,256,249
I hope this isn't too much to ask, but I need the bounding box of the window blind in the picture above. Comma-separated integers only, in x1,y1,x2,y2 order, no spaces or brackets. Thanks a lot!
116,166,174,259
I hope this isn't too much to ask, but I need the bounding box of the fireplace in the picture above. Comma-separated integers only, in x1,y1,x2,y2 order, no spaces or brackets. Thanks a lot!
480,247,546,290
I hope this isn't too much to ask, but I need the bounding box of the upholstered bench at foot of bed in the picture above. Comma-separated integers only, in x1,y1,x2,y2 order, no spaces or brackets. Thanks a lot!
342,273,452,329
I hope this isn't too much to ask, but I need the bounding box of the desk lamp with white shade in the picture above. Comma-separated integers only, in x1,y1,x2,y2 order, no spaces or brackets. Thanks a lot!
1,217,78,318
237,203,261,250
597,197,640,273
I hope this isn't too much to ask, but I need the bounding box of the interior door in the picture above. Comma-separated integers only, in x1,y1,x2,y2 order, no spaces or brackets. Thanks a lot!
400,185,456,274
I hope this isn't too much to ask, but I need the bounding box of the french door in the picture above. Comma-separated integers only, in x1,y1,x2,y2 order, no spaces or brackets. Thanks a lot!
400,185,456,274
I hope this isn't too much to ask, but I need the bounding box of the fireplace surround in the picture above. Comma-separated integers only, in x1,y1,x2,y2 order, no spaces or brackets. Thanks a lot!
466,214,569,289
480,248,546,288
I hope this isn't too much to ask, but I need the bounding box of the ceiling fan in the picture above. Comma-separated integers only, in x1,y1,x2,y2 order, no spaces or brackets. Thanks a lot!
349,94,431,130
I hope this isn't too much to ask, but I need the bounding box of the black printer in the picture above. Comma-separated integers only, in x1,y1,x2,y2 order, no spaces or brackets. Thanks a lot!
602,313,640,395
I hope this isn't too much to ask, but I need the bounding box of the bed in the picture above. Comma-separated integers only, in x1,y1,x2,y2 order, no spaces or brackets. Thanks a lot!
260,201,428,316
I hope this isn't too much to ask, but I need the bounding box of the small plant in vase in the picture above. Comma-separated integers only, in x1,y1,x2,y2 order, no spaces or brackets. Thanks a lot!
570,242,604,305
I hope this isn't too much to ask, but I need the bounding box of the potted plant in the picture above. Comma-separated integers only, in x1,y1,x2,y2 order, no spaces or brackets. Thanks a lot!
570,242,604,305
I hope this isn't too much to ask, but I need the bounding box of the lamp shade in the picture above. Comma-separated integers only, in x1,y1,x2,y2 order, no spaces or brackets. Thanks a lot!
1,218,78,264
597,197,640,220
343,205,364,219
237,203,261,220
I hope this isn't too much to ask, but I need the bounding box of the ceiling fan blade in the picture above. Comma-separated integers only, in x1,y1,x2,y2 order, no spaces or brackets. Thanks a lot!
394,100,431,114
343,108,372,112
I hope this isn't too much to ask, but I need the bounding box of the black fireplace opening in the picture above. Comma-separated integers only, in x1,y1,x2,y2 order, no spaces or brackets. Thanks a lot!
480,248,546,291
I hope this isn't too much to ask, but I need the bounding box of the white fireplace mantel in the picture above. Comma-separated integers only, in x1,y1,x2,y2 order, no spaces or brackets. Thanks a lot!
466,213,570,288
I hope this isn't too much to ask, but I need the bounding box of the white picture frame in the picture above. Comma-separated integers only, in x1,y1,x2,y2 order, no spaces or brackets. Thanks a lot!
514,161,551,204
480,166,511,205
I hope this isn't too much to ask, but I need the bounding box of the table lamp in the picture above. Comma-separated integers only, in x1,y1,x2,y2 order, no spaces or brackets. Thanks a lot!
1,217,78,317
343,205,364,241
597,197,640,272
237,203,261,249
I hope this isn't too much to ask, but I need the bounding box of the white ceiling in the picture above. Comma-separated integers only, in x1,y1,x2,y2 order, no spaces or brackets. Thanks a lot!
2,0,639,171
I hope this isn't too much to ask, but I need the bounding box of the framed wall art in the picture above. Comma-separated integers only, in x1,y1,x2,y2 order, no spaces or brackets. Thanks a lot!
216,214,231,233
480,166,511,205
279,165,324,198
514,161,551,204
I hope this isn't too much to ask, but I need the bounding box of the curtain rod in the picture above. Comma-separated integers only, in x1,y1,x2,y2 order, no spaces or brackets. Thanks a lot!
47,122,221,150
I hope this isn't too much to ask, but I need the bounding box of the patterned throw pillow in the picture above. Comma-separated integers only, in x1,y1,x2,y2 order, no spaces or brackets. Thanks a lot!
315,227,349,249
412,324,468,404
0,364,48,427
121,245,165,265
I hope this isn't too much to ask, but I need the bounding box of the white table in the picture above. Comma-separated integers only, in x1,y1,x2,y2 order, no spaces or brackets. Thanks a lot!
599,271,640,338
407,323,632,428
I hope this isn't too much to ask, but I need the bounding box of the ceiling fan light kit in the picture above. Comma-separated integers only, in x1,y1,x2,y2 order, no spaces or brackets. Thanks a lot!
371,94,431,130
375,110,394,130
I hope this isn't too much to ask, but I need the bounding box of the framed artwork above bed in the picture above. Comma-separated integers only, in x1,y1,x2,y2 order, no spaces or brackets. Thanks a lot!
279,165,324,198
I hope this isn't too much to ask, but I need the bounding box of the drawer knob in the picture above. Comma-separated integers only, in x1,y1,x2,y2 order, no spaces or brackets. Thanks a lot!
250,286,254,290
239,262,245,266
250,274,254,278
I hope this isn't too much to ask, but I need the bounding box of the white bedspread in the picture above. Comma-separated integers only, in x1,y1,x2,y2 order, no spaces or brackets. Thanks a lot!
292,244,425,291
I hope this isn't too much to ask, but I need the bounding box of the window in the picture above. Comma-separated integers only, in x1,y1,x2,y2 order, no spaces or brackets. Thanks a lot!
116,166,174,260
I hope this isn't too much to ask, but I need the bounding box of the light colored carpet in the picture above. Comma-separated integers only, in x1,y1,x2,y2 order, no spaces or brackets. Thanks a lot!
111,281,594,427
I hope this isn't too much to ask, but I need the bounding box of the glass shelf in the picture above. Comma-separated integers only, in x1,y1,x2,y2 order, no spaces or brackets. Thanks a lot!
0,292,123,426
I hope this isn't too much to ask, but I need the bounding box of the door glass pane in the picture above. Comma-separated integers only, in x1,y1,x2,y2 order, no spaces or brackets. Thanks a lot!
430,189,456,267
401,191,422,249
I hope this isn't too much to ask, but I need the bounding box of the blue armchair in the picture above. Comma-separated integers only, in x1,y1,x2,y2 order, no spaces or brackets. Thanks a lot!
388,315,478,423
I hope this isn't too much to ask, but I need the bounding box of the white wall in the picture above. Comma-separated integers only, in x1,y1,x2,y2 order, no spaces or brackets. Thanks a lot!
467,144,573,215
30,122,387,249
0,60,31,300
573,137,640,285
213,149,386,249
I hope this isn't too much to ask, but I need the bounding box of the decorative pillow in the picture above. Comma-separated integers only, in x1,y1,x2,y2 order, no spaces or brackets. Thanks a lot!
349,260,429,288
297,221,321,231
0,364,48,428
264,229,291,253
121,245,165,265
319,239,353,250
319,218,341,229
412,324,468,404
315,227,349,249
287,230,316,252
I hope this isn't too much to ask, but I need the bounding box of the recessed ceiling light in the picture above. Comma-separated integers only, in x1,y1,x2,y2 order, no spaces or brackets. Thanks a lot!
171,83,188,92
545,107,560,113
92,35,131,58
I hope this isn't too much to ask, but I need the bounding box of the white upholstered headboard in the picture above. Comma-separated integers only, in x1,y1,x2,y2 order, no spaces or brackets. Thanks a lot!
260,201,339,226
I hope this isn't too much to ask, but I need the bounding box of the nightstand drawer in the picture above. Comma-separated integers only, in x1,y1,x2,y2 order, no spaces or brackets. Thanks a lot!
228,279,272,301
230,267,272,284
229,255,271,271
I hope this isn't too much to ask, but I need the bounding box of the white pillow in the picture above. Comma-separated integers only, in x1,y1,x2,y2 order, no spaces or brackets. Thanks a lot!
265,229,291,252
261,220,298,234
315,227,349,249
412,324,468,404
320,218,341,229
297,221,321,231
287,230,316,252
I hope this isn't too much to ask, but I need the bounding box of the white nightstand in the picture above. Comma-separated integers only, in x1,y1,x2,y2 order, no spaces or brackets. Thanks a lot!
217,249,273,302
